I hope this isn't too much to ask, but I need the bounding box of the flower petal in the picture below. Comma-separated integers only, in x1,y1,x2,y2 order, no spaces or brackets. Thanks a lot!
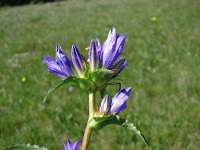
110,87,132,114
96,38,101,47
112,58,127,77
72,141,81,150
56,45,74,76
63,140,80,150
115,34,126,57
106,33,126,69
100,95,111,113
101,28,117,69
43,56,66,79
63,140,73,150
101,28,126,69
71,45,84,77
89,40,98,71
95,38,103,65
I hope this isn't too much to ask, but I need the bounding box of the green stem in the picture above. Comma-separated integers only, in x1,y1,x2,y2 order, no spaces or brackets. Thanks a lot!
81,92,96,150
89,92,96,120
81,125,92,150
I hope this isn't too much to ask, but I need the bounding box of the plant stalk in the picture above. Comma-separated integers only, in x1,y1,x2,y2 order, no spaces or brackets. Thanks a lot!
89,92,96,120
81,92,96,150
81,124,92,150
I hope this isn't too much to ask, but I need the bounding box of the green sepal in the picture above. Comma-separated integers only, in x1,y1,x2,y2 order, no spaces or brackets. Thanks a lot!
43,76,93,103
2,144,48,150
71,77,94,91
89,68,113,90
89,115,115,130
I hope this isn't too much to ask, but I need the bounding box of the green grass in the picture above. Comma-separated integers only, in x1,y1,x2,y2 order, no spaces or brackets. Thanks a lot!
0,0,200,149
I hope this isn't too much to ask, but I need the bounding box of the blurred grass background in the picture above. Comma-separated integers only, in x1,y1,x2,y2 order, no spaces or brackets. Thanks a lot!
0,0,200,149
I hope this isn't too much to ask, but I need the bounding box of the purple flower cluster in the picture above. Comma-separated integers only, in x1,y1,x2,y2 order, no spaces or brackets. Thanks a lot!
63,140,80,150
99,87,132,115
43,28,127,79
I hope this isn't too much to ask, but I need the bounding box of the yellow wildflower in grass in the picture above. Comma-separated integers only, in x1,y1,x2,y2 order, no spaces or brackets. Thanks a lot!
151,16,157,22
21,76,27,83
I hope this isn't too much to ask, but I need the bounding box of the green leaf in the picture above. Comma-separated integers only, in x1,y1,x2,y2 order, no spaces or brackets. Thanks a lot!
43,76,94,103
43,76,76,103
89,115,148,145
122,119,149,146
109,116,149,146
2,144,48,150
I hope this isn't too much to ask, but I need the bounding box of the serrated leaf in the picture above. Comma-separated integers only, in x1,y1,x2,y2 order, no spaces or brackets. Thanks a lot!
108,116,149,145
2,144,48,150
43,76,76,103
43,76,94,103
122,120,149,145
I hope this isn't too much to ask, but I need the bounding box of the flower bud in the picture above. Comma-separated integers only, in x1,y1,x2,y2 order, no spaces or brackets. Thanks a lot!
99,95,111,113
89,40,98,71
71,45,84,78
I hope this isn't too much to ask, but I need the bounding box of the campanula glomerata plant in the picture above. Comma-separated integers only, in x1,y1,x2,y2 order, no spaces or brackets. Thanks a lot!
42,28,148,150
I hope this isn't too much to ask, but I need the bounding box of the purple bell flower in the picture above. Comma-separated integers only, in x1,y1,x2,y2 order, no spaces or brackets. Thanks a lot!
99,87,132,115
63,140,81,150
90,28,127,76
44,45,85,79
43,45,74,79
101,28,126,68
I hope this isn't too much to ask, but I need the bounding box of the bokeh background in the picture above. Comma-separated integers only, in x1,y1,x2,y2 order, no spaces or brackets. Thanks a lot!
0,0,199,149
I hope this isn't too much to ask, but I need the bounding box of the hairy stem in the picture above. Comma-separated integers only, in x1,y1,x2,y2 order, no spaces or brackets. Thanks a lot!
81,92,96,150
